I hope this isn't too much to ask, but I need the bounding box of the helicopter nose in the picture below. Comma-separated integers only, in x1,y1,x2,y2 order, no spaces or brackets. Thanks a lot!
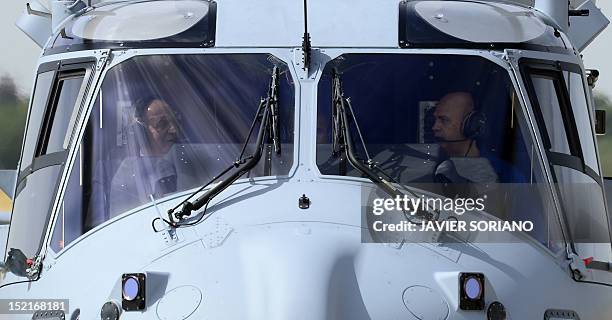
239,225,370,320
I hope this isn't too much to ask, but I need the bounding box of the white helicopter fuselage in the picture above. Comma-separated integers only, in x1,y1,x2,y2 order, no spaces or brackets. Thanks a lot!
1,0,612,319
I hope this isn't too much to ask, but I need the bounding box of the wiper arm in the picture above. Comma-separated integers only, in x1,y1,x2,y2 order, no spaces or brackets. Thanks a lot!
332,70,400,197
166,67,281,225
332,70,435,221
269,75,281,155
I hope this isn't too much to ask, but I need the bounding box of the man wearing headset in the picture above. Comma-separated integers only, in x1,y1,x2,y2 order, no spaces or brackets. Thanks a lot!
107,96,209,217
432,92,482,158
431,91,537,224
430,91,499,198
135,98,180,158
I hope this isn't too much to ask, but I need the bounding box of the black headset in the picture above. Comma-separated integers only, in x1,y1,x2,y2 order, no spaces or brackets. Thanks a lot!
437,110,488,157
438,110,487,143
461,110,487,139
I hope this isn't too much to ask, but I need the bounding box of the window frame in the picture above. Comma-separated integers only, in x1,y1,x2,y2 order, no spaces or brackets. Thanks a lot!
6,165,64,261
36,70,87,157
5,57,96,265
18,59,95,185
311,52,569,256
519,59,601,185
46,52,299,256
520,58,612,260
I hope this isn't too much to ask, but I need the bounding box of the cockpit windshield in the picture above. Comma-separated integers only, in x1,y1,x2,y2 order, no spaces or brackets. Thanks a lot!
49,54,294,252
316,54,566,251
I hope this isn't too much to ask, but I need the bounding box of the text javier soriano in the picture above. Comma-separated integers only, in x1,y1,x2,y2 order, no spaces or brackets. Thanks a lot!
368,195,534,233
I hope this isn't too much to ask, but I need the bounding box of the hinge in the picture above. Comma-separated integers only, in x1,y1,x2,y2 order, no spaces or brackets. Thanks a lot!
566,245,588,280
26,255,44,280
96,51,110,71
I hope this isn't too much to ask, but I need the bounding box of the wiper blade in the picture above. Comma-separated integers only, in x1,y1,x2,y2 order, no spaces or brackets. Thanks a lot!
332,70,398,196
332,70,435,221
166,66,281,226
269,76,281,155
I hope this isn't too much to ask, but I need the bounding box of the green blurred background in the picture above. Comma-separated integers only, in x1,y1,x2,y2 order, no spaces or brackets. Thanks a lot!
0,74,27,170
596,91,612,176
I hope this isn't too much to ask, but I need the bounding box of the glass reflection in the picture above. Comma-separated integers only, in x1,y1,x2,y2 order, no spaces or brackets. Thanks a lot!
317,54,564,251
49,54,295,251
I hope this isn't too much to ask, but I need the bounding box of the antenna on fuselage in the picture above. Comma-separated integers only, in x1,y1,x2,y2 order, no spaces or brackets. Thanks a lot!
301,0,312,71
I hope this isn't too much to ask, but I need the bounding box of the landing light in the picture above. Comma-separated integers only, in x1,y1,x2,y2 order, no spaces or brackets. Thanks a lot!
122,276,139,301
464,276,482,300
459,272,485,310
121,273,146,311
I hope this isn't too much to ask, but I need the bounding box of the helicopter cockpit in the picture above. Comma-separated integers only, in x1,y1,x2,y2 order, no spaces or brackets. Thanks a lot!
48,54,295,252
6,0,611,268
315,52,610,256
3,1,612,317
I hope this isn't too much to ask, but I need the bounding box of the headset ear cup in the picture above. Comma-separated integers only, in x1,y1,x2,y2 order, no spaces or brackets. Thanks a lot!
461,111,474,138
462,111,487,139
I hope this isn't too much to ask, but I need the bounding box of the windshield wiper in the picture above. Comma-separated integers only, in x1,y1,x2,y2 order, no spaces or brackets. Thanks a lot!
331,70,435,221
166,66,281,226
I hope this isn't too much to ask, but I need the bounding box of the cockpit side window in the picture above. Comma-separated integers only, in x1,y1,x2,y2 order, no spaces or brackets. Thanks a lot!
528,74,573,155
18,61,93,180
563,71,599,173
6,60,94,262
522,62,600,180
37,71,86,156
20,71,54,171
521,59,611,260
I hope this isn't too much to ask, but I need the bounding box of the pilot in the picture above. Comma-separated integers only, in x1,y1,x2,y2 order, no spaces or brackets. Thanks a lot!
431,92,498,197
432,92,480,158
107,96,205,216
135,98,180,157
431,92,526,223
